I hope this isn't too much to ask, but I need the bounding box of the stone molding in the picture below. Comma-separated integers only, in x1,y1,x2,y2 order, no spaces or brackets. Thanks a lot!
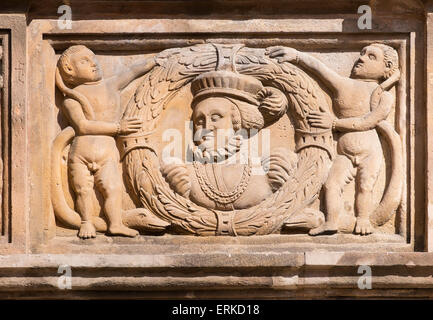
0,251,432,298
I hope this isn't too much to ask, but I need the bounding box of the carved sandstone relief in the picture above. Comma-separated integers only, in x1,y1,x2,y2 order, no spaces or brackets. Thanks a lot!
52,45,169,239
51,42,403,238
268,44,403,235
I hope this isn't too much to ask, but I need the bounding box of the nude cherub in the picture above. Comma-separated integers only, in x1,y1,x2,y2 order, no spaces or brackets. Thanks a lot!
55,45,156,239
267,43,400,235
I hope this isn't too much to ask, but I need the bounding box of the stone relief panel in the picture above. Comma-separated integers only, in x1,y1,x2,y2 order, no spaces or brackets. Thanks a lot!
50,42,404,239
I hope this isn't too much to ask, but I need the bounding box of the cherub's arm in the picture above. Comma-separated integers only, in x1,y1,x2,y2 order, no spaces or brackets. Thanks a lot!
63,98,141,136
107,57,157,91
334,91,394,132
267,46,346,94
296,52,347,94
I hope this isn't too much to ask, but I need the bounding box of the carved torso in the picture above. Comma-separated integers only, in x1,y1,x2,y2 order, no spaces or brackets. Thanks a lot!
74,80,121,122
334,79,379,118
334,79,382,160
69,79,121,154
187,162,273,211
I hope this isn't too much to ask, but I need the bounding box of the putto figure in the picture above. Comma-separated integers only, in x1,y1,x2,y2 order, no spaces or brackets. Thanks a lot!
268,43,402,235
54,45,157,238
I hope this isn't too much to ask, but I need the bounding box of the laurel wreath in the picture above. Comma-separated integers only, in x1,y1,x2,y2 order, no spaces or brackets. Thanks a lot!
121,44,333,236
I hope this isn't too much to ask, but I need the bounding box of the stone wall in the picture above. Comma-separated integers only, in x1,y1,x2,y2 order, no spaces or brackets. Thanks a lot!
0,0,432,298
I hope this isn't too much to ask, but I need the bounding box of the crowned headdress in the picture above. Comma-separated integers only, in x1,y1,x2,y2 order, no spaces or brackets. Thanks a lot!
190,44,288,131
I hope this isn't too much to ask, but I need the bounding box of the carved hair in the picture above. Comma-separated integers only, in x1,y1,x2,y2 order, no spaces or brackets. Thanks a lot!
207,87,288,132
257,87,288,125
370,43,399,80
55,45,95,120
368,44,401,132
225,97,264,131
228,101,243,132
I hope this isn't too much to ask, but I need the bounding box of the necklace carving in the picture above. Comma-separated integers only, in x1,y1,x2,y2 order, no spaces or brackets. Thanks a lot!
193,161,252,205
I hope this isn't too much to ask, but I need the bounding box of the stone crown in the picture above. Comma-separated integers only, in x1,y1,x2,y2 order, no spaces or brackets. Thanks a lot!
191,70,263,105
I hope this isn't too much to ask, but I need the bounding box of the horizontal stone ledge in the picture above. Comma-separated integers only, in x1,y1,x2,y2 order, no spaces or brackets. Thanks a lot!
0,253,305,269
1,275,433,292
37,234,409,255
0,276,294,291
42,19,347,34
0,251,432,270
304,251,433,267
0,253,431,293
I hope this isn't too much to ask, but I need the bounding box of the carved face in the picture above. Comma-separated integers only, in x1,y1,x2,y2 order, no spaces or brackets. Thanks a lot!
65,48,102,84
192,97,237,151
351,45,387,81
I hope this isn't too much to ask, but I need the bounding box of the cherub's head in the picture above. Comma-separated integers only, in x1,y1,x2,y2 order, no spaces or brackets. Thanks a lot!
57,45,102,86
351,43,399,82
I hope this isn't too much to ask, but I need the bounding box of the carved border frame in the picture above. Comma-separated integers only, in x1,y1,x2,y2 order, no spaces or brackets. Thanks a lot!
0,15,27,254
0,32,9,244
21,11,425,253
425,2,433,252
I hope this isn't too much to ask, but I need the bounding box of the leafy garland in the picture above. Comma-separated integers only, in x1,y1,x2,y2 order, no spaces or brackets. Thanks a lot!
122,44,333,236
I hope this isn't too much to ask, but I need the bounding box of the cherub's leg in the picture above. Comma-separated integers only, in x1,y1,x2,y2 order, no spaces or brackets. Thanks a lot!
69,162,97,239
354,153,382,235
309,155,355,235
95,160,138,237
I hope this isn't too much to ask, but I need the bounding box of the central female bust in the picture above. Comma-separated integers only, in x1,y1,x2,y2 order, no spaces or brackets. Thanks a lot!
161,70,297,211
